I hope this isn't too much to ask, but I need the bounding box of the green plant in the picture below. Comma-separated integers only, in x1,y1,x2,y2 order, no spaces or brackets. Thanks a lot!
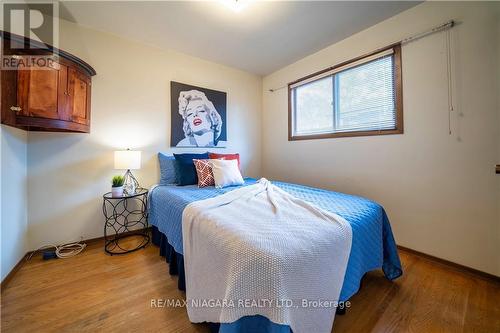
111,175,125,187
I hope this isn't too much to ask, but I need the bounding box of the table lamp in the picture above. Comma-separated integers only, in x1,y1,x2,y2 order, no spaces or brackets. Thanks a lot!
114,149,141,195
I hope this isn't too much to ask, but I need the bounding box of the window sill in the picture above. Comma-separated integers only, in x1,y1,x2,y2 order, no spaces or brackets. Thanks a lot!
288,128,404,141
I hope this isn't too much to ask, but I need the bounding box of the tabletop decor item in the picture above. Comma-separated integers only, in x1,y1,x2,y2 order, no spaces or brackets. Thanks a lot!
111,175,125,197
114,149,141,195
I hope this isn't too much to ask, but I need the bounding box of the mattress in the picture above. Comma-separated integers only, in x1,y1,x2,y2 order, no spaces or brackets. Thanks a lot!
149,178,402,302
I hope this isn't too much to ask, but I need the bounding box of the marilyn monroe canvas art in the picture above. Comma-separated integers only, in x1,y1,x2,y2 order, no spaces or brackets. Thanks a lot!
171,81,227,148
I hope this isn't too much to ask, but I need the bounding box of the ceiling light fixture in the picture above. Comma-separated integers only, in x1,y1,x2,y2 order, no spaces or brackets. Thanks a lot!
219,0,251,13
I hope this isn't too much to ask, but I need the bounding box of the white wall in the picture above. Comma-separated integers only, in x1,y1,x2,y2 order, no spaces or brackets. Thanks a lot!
1,125,28,281
26,19,262,248
262,2,500,276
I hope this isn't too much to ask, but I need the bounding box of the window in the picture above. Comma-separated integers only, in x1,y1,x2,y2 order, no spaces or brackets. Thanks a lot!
288,44,403,140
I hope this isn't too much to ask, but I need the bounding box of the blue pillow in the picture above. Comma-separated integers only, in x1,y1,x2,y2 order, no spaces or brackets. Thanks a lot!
158,153,178,185
173,152,209,186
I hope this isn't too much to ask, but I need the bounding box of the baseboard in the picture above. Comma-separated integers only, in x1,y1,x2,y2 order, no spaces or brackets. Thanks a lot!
0,227,151,291
3,233,497,292
83,227,151,246
397,245,500,283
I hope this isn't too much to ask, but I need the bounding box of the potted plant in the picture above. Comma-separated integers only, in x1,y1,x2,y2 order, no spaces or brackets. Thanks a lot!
111,175,125,197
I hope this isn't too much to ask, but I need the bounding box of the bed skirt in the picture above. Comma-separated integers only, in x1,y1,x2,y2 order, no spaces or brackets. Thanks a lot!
152,225,186,291
151,226,292,333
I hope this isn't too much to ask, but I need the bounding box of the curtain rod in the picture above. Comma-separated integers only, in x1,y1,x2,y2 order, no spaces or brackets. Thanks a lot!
401,20,454,44
268,19,455,93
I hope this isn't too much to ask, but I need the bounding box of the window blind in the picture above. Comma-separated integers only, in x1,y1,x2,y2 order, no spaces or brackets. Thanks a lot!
289,48,394,89
334,55,395,132
289,45,401,139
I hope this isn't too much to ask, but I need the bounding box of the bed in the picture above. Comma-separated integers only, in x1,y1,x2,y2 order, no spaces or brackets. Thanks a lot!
149,178,402,332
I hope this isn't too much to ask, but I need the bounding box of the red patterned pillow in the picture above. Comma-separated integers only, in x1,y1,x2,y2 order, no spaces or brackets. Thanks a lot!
193,159,215,187
209,153,240,170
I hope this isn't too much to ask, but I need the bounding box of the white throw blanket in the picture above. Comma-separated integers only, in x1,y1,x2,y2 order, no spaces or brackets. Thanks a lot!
182,179,352,333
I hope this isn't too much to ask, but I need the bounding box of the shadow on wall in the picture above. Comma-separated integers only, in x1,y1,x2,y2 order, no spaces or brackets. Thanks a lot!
1,126,27,167
27,196,102,249
27,134,113,248
27,132,88,162
1,125,29,244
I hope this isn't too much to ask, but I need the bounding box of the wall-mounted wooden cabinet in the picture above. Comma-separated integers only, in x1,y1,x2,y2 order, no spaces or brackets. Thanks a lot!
1,32,96,133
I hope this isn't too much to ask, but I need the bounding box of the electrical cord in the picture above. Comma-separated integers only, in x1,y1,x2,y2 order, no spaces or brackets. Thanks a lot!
54,241,87,258
27,239,87,260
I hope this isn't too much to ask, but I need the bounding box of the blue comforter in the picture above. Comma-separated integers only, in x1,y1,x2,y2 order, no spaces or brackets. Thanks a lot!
149,178,402,303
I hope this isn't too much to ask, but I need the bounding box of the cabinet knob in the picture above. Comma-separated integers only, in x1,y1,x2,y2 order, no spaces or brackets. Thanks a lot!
10,106,22,112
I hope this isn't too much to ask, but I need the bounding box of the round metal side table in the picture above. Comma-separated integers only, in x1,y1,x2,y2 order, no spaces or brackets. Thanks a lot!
102,188,149,255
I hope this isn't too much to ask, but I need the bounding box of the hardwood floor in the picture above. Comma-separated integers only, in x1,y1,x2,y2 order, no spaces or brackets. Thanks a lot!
1,238,499,333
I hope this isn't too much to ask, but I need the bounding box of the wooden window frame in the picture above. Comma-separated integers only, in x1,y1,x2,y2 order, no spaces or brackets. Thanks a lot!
288,43,403,141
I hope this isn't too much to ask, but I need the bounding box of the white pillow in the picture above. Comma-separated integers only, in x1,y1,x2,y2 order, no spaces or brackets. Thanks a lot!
210,159,244,188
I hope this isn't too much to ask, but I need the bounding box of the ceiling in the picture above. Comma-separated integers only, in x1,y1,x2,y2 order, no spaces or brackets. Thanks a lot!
60,1,420,76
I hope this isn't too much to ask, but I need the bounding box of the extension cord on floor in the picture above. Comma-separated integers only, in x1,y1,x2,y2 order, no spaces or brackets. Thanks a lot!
28,239,87,261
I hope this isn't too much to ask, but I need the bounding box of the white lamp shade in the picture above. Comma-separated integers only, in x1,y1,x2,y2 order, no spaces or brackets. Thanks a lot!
114,150,141,170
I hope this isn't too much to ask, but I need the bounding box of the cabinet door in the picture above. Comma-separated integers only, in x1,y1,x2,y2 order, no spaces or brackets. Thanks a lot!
67,67,91,125
1,69,19,127
17,60,68,120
